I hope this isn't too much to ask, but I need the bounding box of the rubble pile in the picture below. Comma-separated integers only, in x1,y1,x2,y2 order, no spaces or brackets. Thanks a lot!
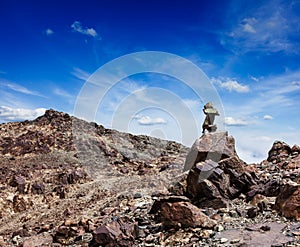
0,110,299,246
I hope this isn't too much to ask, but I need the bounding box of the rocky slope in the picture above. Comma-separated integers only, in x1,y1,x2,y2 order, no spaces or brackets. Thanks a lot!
0,109,299,246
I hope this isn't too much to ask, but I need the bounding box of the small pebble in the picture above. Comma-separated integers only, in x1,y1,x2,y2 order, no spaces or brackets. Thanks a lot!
220,237,228,243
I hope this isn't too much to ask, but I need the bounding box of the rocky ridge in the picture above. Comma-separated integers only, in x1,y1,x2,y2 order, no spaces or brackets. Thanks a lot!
0,109,299,246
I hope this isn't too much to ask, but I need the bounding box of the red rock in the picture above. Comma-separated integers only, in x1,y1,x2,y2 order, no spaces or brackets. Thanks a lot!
160,201,216,228
275,183,300,220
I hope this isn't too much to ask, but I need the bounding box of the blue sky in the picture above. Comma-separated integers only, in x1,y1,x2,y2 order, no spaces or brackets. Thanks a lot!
0,0,300,163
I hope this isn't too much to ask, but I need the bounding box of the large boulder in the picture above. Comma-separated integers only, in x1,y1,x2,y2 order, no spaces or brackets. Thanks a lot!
160,201,217,228
267,141,291,163
185,132,257,208
186,160,230,208
274,182,300,220
150,196,216,228
184,131,236,172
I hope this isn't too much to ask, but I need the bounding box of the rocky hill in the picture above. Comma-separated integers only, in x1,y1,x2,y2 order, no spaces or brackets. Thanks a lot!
0,109,299,246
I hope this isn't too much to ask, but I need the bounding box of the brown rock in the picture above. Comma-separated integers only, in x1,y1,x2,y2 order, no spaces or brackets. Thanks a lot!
160,201,216,228
291,144,300,154
0,236,5,247
267,141,291,162
184,132,257,209
186,159,245,208
275,182,300,220
184,132,237,171
9,175,26,194
13,195,27,212
218,155,246,174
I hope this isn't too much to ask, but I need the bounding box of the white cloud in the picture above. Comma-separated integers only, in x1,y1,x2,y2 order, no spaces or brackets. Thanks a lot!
45,28,54,36
263,115,273,120
0,106,46,122
0,80,44,97
243,23,256,33
225,116,249,126
211,77,249,93
71,21,98,38
134,115,167,125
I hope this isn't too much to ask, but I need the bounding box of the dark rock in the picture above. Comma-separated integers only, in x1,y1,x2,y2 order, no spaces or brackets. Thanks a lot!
186,163,230,209
133,193,142,199
247,207,260,218
246,179,281,201
120,167,129,174
93,219,137,246
260,225,271,231
291,144,300,154
9,175,26,194
31,182,45,194
53,185,68,199
274,182,300,220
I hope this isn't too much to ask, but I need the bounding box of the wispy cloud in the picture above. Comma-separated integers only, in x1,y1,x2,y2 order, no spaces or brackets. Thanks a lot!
222,0,300,53
45,28,54,36
53,87,74,99
223,70,300,118
0,80,44,97
0,106,46,122
71,67,91,81
71,21,99,38
250,75,259,82
133,115,167,125
211,77,249,93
